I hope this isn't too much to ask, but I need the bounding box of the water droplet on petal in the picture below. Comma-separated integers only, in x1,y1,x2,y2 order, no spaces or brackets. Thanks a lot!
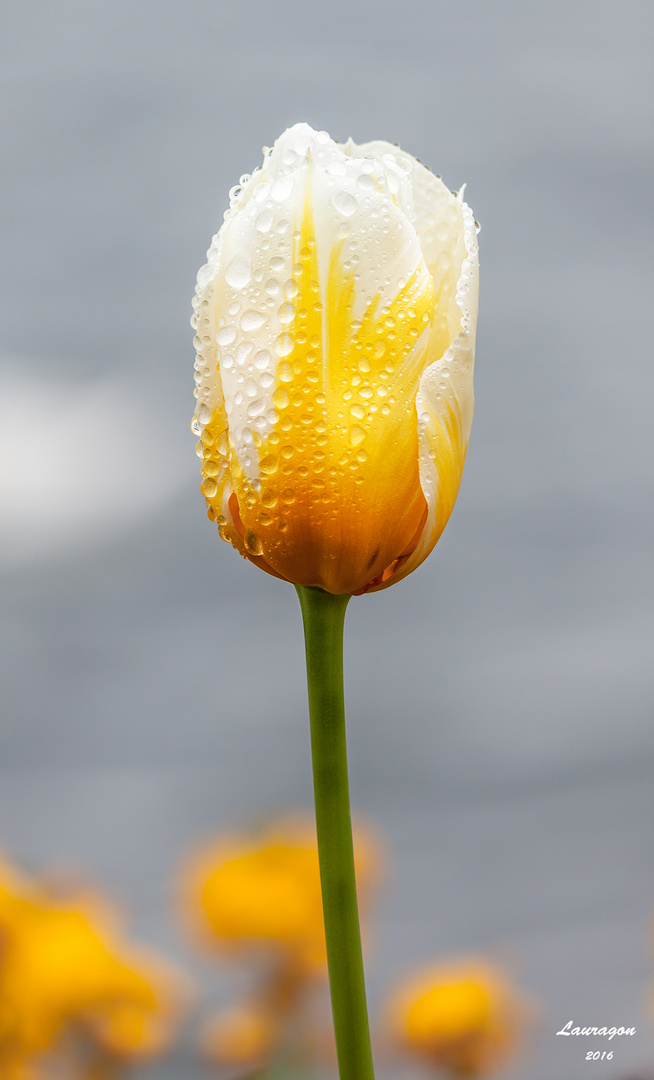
244,531,263,556
350,425,366,447
216,325,237,346
200,477,218,498
276,333,295,357
357,173,378,192
241,310,266,331
272,388,290,409
254,350,271,370
332,191,358,217
260,455,278,476
225,255,251,289
271,176,294,202
256,211,273,233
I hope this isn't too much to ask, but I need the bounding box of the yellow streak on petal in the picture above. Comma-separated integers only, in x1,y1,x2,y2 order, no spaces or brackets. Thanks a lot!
231,175,436,594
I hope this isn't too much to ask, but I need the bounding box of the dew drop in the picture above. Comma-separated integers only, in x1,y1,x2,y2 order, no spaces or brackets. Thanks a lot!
200,477,218,498
350,404,366,420
255,211,273,233
244,531,263,556
259,455,278,476
272,388,290,409
350,425,366,447
357,173,378,192
276,333,295,357
278,302,295,324
271,176,294,202
332,190,358,217
241,310,266,332
254,349,271,370
216,325,237,346
225,255,251,289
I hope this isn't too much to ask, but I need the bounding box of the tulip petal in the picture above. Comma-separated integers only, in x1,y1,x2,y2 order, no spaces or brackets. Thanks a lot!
371,197,478,590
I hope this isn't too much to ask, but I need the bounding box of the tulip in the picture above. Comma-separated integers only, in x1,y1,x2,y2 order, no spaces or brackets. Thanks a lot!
192,123,478,596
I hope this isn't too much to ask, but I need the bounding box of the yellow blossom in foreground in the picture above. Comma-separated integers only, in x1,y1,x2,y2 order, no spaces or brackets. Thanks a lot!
181,813,380,972
0,855,187,1076
388,958,529,1077
192,123,478,595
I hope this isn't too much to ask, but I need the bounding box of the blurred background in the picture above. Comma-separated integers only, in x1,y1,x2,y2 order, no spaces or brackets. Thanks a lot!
1,0,653,1076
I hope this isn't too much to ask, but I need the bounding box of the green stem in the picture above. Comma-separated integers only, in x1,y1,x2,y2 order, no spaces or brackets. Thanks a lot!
295,585,376,1080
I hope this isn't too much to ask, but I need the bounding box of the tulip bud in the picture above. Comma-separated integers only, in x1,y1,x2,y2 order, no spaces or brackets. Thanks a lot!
192,124,478,595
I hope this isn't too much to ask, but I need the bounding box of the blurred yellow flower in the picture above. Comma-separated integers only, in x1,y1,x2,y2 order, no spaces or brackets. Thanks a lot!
192,122,478,595
201,1003,279,1068
0,854,187,1077
181,812,379,973
388,957,529,1077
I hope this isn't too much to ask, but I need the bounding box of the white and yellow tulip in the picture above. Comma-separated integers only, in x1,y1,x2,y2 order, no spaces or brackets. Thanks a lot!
192,123,478,595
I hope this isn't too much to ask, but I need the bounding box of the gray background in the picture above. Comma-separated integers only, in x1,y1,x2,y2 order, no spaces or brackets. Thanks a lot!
1,1,653,1077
